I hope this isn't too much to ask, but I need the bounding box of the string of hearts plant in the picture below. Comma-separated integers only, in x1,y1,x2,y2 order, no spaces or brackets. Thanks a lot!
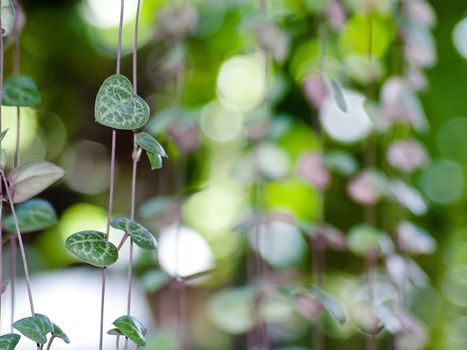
64,0,166,349
0,1,69,349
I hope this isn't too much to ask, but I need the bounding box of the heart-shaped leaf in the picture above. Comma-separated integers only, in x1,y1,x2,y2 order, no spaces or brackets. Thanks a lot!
4,199,58,233
52,323,70,344
136,132,168,157
0,333,21,350
111,217,157,250
1,0,16,37
95,74,150,130
12,314,53,344
65,231,118,267
112,315,147,346
2,76,42,107
8,160,65,204
146,150,163,170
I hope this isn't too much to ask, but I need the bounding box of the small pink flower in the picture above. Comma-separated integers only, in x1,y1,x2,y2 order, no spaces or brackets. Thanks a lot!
347,170,381,205
387,139,428,173
303,75,329,109
297,151,330,191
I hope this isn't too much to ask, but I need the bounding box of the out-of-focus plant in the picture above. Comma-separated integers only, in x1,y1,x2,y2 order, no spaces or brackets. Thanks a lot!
0,1,68,349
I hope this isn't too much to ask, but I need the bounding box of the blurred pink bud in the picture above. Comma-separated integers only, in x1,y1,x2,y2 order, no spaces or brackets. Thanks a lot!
407,68,428,91
157,6,198,42
297,151,330,191
387,139,428,173
404,0,436,28
313,224,347,250
386,255,407,287
326,0,346,31
303,75,329,109
167,123,200,153
347,170,380,205
389,180,427,216
393,306,427,350
397,221,436,254
247,121,269,141
295,294,325,320
403,27,436,68
381,77,409,122
254,22,289,62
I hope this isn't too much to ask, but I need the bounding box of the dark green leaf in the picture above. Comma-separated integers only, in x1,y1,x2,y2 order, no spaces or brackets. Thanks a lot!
12,314,53,344
136,131,168,157
4,199,58,233
8,160,64,204
95,74,150,130
0,128,9,143
146,150,163,170
113,315,147,346
0,333,21,350
3,76,42,107
65,231,118,267
111,217,157,250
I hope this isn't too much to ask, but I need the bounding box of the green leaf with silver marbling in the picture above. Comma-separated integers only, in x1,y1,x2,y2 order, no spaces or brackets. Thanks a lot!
111,217,157,250
0,333,21,350
12,314,53,344
136,131,167,157
65,231,118,267
95,74,149,130
112,315,147,347
2,75,42,107
4,199,58,233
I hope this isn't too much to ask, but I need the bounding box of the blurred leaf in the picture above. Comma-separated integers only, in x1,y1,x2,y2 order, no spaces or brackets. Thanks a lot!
1,0,15,37
304,285,346,324
111,217,157,250
12,314,53,344
330,78,347,112
136,131,168,157
325,151,358,177
208,287,255,334
0,333,20,350
4,199,57,233
140,269,171,293
95,74,149,130
65,231,118,267
2,76,42,107
347,224,393,256
112,315,147,346
146,331,178,350
8,160,64,204
139,196,176,219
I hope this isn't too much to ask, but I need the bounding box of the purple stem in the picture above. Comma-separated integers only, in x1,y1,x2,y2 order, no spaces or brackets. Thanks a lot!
9,236,17,331
1,172,35,316
123,1,142,348
100,0,124,348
